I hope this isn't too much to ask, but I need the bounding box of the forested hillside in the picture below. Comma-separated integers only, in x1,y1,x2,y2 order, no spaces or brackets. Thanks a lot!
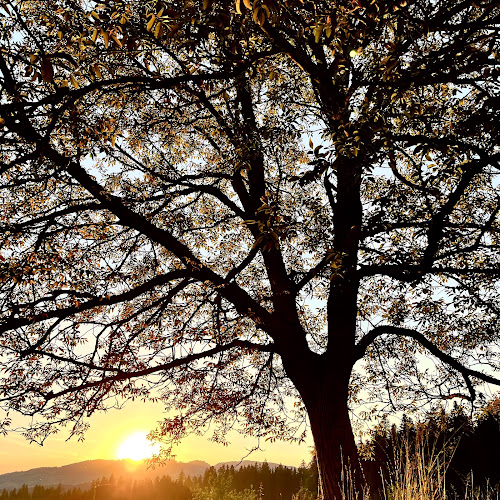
0,462,318,500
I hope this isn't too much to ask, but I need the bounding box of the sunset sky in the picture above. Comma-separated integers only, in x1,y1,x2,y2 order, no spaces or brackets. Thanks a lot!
0,399,313,475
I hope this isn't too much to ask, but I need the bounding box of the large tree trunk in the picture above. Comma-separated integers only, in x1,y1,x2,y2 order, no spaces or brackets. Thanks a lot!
306,388,362,500
304,377,365,500
283,354,366,500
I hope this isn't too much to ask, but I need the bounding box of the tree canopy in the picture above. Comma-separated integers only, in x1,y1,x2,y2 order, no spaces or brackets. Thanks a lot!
1,0,499,498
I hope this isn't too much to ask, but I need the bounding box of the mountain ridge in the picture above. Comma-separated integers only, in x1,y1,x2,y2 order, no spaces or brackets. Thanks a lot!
0,459,289,490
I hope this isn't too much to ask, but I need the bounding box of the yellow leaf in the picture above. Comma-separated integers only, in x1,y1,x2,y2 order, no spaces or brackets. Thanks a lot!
243,0,251,8
202,0,209,9
313,25,323,43
93,64,102,79
102,31,109,48
235,0,242,14
252,6,259,22
154,21,162,38
252,235,264,249
91,28,99,43
70,74,79,89
147,15,156,32
90,10,100,20
111,34,122,47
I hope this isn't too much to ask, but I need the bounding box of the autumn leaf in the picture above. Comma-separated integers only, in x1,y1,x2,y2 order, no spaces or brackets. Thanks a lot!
69,74,79,88
313,25,323,43
41,57,53,82
147,15,156,32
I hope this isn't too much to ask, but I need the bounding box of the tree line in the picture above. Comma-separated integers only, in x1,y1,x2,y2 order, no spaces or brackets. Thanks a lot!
0,462,317,500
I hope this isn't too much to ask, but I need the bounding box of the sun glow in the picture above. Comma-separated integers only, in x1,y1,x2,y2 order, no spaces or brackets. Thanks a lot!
116,431,160,461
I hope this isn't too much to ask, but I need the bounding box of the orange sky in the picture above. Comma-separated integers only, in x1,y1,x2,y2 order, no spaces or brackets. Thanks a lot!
0,400,313,474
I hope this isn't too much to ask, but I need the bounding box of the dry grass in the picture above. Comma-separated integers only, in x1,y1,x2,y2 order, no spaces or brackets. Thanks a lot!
380,424,453,500
338,455,370,500
335,427,499,500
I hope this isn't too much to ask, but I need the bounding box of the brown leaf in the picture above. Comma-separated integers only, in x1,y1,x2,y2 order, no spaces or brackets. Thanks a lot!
41,57,54,83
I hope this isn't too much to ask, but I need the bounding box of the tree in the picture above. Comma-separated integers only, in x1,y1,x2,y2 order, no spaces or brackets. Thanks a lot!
1,0,499,497
193,467,257,500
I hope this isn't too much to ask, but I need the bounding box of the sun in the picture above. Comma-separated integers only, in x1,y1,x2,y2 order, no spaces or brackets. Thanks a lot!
116,431,160,461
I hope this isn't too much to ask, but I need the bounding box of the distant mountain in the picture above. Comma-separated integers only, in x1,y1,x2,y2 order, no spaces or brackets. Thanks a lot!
0,459,210,490
0,459,291,490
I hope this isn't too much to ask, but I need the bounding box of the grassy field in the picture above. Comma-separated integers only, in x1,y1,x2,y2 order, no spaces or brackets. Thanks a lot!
338,430,499,500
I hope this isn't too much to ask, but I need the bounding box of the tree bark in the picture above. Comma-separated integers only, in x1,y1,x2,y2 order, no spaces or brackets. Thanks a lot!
283,354,365,500
306,381,364,499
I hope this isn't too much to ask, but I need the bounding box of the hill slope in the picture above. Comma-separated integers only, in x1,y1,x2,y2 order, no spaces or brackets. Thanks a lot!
0,459,288,490
0,459,209,490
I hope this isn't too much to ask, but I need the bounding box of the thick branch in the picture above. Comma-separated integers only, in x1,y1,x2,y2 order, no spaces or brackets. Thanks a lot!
1,270,190,334
358,264,500,280
2,69,248,115
43,339,276,401
355,326,500,392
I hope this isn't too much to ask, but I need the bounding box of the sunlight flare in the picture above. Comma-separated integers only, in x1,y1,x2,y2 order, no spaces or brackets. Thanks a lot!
116,431,160,461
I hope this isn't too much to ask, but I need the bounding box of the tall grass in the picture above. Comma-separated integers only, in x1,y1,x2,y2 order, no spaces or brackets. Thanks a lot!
461,474,500,500
336,424,499,500
338,454,370,500
379,422,454,500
